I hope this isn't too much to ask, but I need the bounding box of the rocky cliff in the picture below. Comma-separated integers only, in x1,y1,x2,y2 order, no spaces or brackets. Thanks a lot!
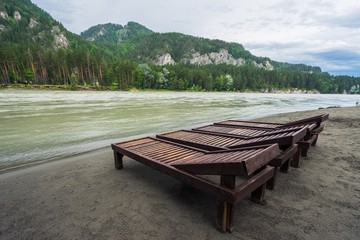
155,49,274,70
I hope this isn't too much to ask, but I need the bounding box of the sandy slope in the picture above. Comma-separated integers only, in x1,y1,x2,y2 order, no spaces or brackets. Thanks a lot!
1,107,359,240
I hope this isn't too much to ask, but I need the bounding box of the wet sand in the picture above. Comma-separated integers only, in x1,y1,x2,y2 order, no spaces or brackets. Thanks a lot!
1,107,359,240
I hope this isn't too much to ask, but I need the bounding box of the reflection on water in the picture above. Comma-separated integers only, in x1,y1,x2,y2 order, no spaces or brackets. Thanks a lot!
0,89,358,170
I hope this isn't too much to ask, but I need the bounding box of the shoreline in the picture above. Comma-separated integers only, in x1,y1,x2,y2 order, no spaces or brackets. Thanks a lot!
1,83,343,94
0,146,110,174
1,106,359,239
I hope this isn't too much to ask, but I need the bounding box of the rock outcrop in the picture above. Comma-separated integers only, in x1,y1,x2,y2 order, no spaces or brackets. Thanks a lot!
153,49,275,70
0,25,5,32
14,11,21,21
29,18,38,28
252,60,274,70
189,52,212,65
185,49,245,66
51,26,69,49
0,11,8,20
156,53,176,66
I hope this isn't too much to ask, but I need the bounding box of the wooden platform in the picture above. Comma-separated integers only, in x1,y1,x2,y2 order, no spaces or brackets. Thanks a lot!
112,137,280,232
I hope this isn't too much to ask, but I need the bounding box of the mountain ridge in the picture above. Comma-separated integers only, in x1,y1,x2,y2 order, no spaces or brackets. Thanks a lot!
0,0,359,94
80,23,321,73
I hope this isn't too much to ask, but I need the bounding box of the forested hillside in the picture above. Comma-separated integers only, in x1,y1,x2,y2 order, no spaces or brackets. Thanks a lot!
0,0,359,93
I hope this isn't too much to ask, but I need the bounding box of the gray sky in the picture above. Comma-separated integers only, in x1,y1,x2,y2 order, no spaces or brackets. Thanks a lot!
31,0,360,76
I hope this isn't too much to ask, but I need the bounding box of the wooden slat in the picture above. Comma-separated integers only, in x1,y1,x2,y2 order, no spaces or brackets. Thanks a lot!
173,144,280,176
216,120,282,129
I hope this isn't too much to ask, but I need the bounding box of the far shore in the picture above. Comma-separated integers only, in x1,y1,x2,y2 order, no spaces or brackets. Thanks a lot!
1,106,359,239
0,83,328,94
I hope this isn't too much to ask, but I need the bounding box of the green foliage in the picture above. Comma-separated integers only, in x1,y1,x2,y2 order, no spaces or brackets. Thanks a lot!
80,21,153,44
0,0,359,94
69,73,78,90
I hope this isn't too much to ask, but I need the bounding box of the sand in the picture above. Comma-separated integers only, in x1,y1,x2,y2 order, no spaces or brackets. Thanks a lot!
1,107,359,240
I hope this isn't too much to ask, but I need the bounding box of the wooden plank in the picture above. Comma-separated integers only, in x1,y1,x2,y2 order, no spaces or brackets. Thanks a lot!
157,134,224,151
215,120,282,129
233,166,275,202
312,126,324,135
268,144,298,168
282,113,329,127
298,135,317,156
241,144,280,175
173,145,280,176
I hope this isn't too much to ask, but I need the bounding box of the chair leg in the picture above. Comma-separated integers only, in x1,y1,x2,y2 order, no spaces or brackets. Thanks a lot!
301,147,308,157
290,147,302,168
251,184,266,203
266,167,278,190
280,159,291,173
114,151,124,169
217,176,235,233
311,135,319,146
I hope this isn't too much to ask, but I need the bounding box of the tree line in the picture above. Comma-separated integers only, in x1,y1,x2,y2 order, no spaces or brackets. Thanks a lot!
1,43,359,93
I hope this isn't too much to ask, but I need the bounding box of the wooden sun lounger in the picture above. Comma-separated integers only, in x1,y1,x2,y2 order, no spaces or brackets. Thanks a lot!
193,124,315,138
112,137,280,232
213,114,329,156
215,114,329,130
157,127,307,171
211,121,324,152
193,123,317,157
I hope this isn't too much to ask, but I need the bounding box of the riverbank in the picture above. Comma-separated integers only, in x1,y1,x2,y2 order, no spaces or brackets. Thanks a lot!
1,107,359,239
0,83,324,94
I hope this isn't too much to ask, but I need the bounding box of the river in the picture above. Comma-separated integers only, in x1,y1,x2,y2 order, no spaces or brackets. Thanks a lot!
0,89,358,171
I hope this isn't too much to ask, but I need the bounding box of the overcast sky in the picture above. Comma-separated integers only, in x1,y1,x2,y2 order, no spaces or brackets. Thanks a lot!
31,0,360,76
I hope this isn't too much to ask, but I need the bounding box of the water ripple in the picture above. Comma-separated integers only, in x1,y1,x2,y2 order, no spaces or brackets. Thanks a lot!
1,89,358,170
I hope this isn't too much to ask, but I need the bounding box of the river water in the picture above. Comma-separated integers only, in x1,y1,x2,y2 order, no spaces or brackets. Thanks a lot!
0,89,358,170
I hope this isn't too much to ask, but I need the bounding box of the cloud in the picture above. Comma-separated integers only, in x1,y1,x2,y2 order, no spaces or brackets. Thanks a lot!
242,40,360,76
30,0,360,76
32,0,89,31
311,49,360,74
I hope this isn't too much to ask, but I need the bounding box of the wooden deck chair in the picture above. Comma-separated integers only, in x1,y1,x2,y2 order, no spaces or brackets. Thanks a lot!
193,123,317,157
112,137,280,232
214,114,329,151
213,113,329,156
215,114,329,130
157,127,307,171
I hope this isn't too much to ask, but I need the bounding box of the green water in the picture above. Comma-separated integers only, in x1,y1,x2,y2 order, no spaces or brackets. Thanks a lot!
0,89,358,170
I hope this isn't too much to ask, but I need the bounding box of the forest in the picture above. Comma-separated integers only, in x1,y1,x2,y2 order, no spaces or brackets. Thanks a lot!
1,0,359,93
1,40,359,94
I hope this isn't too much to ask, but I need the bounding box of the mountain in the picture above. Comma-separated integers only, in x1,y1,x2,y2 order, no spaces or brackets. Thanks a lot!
0,0,85,49
0,0,359,93
81,25,321,73
0,0,320,73
80,22,153,44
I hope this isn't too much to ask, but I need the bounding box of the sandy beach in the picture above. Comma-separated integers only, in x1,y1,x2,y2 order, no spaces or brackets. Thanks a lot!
1,106,359,240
